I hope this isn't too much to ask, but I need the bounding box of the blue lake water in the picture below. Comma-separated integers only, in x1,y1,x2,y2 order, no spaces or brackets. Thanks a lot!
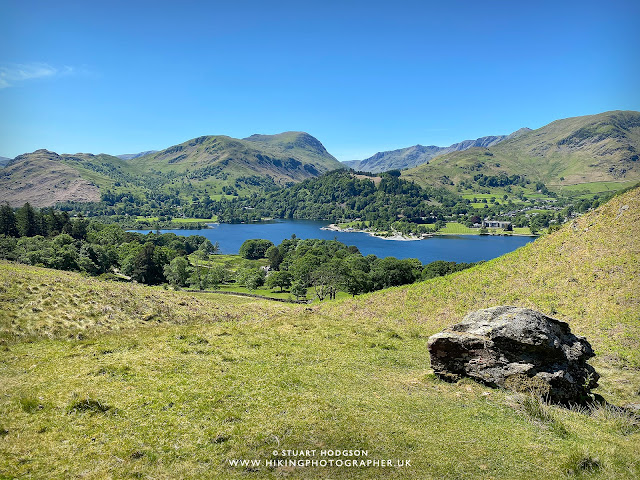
133,219,536,265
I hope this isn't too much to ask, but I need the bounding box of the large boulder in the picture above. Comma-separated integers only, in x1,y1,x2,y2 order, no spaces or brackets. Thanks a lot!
428,306,599,403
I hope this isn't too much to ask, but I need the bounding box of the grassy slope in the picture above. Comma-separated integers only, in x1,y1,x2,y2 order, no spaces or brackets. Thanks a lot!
323,186,640,367
0,188,639,479
130,132,343,185
403,110,640,189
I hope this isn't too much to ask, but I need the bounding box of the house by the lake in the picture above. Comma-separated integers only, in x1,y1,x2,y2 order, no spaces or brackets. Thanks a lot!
482,219,512,229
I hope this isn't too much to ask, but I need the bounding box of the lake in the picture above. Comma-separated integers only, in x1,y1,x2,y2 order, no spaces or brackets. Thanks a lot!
133,219,536,265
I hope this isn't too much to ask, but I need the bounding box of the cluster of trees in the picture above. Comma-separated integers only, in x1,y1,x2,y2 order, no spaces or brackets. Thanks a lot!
0,203,217,286
233,237,477,300
210,170,465,234
1,203,80,239
471,173,529,188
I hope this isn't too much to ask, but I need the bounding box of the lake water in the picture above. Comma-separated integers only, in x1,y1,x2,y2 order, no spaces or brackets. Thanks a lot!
133,219,536,265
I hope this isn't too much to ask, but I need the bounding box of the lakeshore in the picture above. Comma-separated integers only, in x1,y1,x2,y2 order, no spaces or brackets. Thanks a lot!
322,223,538,239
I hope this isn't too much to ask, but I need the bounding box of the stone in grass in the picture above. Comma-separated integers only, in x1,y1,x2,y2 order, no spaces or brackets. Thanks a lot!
427,306,599,404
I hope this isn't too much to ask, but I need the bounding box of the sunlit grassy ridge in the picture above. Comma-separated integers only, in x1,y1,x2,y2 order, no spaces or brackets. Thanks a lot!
321,186,640,367
402,111,640,189
0,187,639,479
0,266,274,343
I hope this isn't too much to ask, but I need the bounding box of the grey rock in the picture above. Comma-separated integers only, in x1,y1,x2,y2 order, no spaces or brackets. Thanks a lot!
428,306,599,403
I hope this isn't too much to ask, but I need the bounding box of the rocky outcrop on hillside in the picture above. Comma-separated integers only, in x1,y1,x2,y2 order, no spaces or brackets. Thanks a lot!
428,306,599,403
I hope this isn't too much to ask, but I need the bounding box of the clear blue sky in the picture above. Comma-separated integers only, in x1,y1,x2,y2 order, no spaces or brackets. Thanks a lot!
1,0,638,160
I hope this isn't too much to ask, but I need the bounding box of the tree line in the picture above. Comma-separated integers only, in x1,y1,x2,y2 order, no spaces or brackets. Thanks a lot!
227,237,478,300
0,202,216,286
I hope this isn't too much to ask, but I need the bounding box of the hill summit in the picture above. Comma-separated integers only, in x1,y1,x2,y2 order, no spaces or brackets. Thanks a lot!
403,110,640,187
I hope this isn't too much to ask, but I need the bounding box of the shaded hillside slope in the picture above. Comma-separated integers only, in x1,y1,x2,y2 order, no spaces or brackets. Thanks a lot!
403,110,640,188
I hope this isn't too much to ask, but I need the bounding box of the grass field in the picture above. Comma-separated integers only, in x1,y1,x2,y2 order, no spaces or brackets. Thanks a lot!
437,222,534,236
0,187,639,479
336,220,370,229
437,222,476,234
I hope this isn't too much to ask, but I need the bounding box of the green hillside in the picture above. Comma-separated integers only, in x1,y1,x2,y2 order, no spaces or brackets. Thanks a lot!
0,132,343,208
403,110,640,190
130,131,342,185
0,187,638,479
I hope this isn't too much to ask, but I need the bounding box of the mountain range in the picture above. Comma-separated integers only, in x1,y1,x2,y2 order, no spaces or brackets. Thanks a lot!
0,132,343,207
1,111,639,208
402,110,640,188
344,129,531,173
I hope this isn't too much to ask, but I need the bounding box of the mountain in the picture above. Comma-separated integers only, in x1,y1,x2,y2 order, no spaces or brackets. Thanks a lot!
0,131,343,207
125,132,343,197
116,150,158,160
403,110,640,188
0,149,134,207
350,133,517,173
0,156,12,168
129,131,341,182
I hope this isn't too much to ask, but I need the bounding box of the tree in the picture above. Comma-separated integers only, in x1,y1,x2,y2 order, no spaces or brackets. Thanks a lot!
71,215,89,241
51,234,78,271
188,252,209,290
236,267,266,290
266,245,283,270
341,269,371,297
239,239,274,260
129,242,165,284
207,264,228,289
266,270,293,292
310,265,340,300
198,239,217,257
16,203,38,237
370,257,420,289
164,256,191,287
290,281,308,301
0,203,18,237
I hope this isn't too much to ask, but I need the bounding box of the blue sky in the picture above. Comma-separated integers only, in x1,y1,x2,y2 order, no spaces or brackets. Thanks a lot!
1,0,638,160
